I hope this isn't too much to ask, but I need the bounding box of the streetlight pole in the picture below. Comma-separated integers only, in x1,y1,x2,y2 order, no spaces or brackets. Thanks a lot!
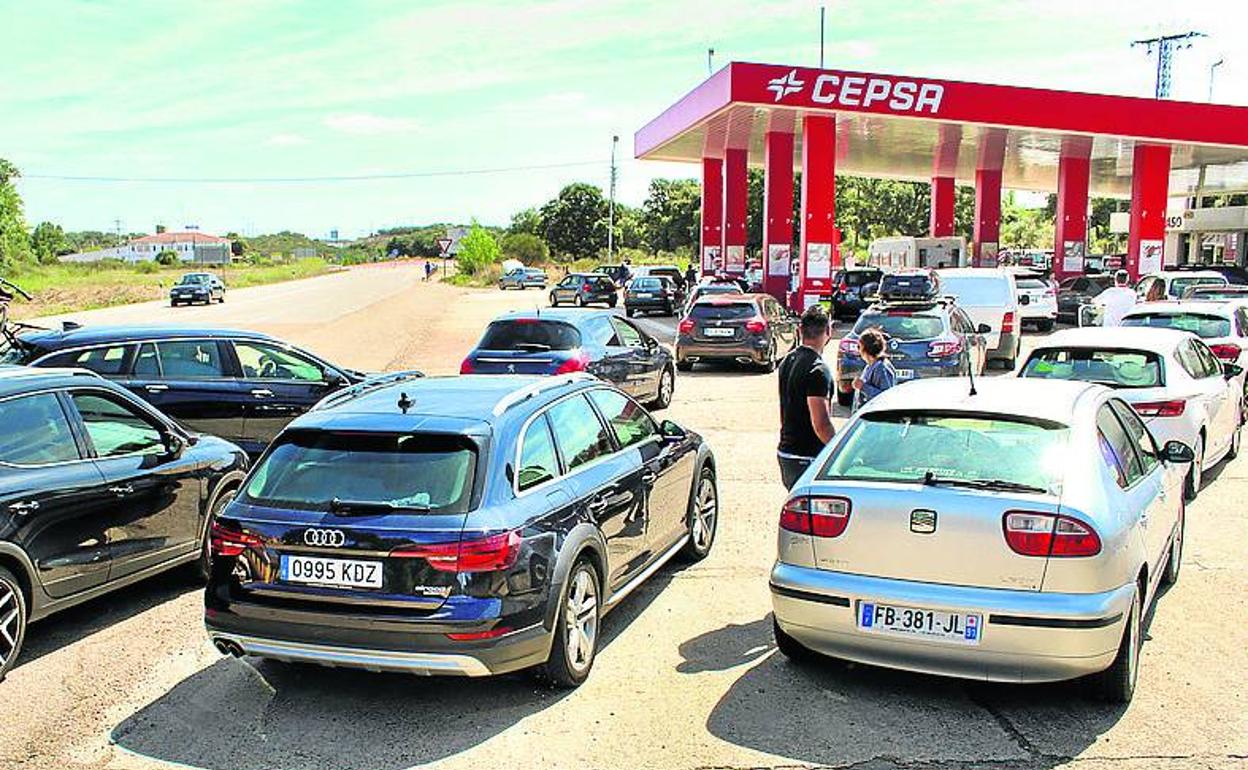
707,48,714,75
607,135,619,263
1208,57,1225,102
819,6,826,68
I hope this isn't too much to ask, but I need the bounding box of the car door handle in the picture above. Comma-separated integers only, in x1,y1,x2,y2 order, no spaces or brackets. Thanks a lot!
641,470,658,486
109,484,134,495
8,501,39,515
251,388,274,398
144,384,169,393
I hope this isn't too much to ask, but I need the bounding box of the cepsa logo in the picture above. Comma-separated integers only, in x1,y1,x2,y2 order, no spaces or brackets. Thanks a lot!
765,68,944,114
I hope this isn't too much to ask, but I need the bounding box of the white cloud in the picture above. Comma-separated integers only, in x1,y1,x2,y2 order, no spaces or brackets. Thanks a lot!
323,113,420,135
265,133,309,146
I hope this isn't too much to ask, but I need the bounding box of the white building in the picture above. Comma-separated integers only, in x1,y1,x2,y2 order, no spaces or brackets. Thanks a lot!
61,231,232,264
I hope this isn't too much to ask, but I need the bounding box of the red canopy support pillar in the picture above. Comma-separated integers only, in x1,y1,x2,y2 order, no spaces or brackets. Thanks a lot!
1053,137,1092,283
930,125,961,240
973,129,1006,267
722,148,748,276
1127,144,1172,281
762,127,794,302
797,114,837,311
699,157,723,274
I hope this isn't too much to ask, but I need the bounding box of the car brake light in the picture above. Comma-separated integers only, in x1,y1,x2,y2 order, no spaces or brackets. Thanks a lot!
1132,399,1186,418
928,339,963,357
1003,511,1101,557
838,282,849,293
459,357,475,374
745,317,767,334
554,351,590,374
780,496,851,538
582,282,592,292
838,338,859,356
678,318,695,335
209,519,264,558
1002,311,1016,334
1209,343,1242,362
390,531,521,573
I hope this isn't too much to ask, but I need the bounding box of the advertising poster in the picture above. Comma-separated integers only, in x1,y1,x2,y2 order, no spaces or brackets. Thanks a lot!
1139,240,1163,274
767,244,791,275
725,244,745,272
702,246,721,273
1062,240,1084,273
806,242,832,280
980,242,999,268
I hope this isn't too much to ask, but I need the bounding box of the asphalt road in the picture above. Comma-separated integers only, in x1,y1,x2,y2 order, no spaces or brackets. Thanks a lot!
4,263,1245,770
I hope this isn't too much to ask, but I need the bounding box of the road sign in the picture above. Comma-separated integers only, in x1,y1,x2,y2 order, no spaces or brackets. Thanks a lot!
437,238,454,256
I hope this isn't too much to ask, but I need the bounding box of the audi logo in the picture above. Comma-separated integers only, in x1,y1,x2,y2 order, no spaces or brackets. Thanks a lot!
303,528,347,548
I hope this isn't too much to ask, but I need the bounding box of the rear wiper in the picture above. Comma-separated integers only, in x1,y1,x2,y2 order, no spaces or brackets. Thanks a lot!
513,343,552,352
921,472,1048,495
328,498,432,515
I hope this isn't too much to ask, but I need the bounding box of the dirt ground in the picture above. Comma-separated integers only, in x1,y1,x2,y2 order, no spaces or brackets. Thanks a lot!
4,262,1245,770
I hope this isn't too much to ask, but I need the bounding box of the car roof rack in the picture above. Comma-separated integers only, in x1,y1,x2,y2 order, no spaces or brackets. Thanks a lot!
310,370,426,412
492,373,595,416
0,365,103,382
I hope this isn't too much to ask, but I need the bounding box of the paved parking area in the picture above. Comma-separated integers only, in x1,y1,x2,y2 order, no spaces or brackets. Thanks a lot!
5,264,1245,770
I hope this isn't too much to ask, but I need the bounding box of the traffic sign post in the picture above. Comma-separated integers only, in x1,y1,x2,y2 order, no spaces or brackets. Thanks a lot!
437,237,454,277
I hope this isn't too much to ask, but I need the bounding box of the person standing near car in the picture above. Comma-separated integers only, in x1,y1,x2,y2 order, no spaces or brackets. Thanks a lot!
852,329,896,410
1094,269,1137,326
777,305,836,489
684,264,697,290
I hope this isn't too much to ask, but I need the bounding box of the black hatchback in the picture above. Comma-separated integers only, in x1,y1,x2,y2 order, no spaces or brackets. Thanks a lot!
0,367,247,679
204,374,718,687
2,325,392,456
830,267,884,319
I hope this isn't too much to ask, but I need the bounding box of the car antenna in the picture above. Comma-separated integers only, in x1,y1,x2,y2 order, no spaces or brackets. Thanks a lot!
397,392,413,414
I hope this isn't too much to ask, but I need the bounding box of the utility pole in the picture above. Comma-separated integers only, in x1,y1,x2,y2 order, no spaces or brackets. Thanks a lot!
1208,57,1224,102
706,48,714,75
819,6,826,68
1132,31,1205,99
607,135,619,262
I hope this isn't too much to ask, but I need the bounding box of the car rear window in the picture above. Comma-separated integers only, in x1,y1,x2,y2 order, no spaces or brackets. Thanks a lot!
1020,348,1163,389
1016,278,1048,290
939,276,1011,306
0,340,40,366
632,278,663,290
690,302,756,321
1169,277,1226,298
1188,288,1248,300
1121,312,1230,339
242,431,476,513
819,411,1068,493
478,320,582,351
853,312,945,340
843,271,881,286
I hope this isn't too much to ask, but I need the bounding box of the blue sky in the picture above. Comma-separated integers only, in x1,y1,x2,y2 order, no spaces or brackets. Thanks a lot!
2,0,1244,238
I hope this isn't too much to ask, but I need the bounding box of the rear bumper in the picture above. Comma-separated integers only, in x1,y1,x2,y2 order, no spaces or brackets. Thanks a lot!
627,298,675,311
677,337,768,363
837,359,962,390
988,331,1020,361
770,562,1132,683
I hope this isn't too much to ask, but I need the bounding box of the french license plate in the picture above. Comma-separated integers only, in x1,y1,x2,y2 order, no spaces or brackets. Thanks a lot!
895,369,915,380
704,328,735,337
280,555,383,588
636,292,653,298
857,601,981,645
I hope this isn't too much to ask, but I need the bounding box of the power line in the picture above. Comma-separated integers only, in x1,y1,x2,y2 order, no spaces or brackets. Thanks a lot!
1132,31,1205,99
21,159,607,185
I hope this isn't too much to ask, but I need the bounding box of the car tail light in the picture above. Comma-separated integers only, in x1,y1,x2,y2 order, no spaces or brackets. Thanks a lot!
1003,511,1101,557
554,351,590,374
209,519,264,558
582,282,592,292
459,357,475,374
1045,288,1057,298
1002,311,1016,334
745,317,767,334
1132,399,1186,418
928,339,963,357
1209,343,1242,362
446,626,514,641
780,496,851,538
838,282,849,293
678,318,695,335
839,338,859,356
390,531,521,573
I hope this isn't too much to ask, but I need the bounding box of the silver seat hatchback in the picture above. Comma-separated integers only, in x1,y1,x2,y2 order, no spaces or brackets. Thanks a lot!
770,378,1191,703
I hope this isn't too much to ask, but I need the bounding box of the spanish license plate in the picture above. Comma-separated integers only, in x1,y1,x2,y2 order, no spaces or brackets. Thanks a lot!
704,327,735,337
895,369,914,380
636,292,653,298
857,601,981,644
280,555,383,589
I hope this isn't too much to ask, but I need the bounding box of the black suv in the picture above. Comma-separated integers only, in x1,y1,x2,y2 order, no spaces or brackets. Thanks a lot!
1,325,394,457
0,367,247,678
205,374,717,687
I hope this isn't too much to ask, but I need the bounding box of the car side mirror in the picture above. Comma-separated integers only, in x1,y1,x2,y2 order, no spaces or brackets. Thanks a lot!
324,370,349,388
976,323,992,334
161,431,187,459
659,419,687,442
1223,362,1243,381
1161,440,1195,465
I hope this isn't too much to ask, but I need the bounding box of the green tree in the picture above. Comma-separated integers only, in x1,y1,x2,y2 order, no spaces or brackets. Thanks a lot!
0,159,33,269
540,183,608,259
456,223,501,276
641,178,700,254
611,203,646,251
31,221,69,263
500,231,549,265
509,207,543,237
155,249,178,266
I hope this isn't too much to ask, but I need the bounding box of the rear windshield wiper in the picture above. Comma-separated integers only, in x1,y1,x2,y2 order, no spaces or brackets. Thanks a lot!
513,343,553,352
921,473,1049,495
328,498,432,515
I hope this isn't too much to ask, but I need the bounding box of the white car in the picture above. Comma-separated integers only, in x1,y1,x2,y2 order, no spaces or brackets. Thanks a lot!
935,268,1021,368
1018,327,1243,499
1121,301,1248,399
1012,274,1058,332
1135,270,1227,302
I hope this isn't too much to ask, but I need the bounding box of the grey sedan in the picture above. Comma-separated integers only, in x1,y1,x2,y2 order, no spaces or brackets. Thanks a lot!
770,377,1191,703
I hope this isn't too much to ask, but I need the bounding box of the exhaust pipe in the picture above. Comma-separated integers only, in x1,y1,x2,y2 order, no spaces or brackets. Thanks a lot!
735,356,755,364
213,638,244,658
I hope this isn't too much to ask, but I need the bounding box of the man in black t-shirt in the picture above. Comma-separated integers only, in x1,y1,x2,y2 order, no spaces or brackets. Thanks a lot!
777,305,835,489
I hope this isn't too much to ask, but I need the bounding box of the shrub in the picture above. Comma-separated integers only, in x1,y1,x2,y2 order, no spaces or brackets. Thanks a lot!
455,224,501,276
134,261,160,274
500,232,549,266
155,250,178,266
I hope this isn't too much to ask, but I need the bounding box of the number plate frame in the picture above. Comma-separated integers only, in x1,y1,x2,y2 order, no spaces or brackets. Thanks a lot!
704,327,735,337
280,555,383,589
856,600,981,645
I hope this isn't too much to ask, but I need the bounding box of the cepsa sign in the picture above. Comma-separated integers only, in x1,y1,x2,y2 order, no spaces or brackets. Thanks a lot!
745,68,944,115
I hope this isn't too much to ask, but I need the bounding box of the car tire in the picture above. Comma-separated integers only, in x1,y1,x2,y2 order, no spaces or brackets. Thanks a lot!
773,617,817,664
625,307,635,318
193,486,238,581
608,297,617,308
0,566,26,680
1228,416,1242,460
576,295,587,308
664,303,673,316
680,465,718,562
536,559,600,689
650,367,675,410
549,293,559,307
836,388,853,408
1091,585,1141,703
1184,434,1205,501
676,359,693,372
1161,497,1184,587
760,340,778,373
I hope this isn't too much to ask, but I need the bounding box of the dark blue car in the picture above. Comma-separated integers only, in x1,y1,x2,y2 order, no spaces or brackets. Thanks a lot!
204,374,717,687
1,325,396,456
834,299,988,407
460,309,675,409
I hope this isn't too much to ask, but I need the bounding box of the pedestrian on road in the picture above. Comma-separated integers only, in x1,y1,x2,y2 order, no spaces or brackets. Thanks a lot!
776,304,836,489
852,328,896,410
684,264,697,290
1094,269,1136,326
424,261,434,281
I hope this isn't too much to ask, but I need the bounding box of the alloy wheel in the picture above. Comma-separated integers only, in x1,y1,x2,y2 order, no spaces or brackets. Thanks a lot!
0,578,22,672
691,475,718,553
564,568,599,675
659,369,673,407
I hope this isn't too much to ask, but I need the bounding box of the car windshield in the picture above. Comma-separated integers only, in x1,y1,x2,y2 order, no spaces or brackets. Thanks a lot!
242,431,476,513
690,302,755,321
1168,277,1226,298
1020,348,1163,388
1121,312,1230,339
179,274,209,285
819,411,1068,494
478,320,581,351
0,339,38,365
853,311,945,341
938,276,1011,305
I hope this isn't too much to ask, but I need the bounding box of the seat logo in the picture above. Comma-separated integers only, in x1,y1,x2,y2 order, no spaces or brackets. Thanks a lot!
303,528,346,547
767,69,805,102
910,510,937,534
